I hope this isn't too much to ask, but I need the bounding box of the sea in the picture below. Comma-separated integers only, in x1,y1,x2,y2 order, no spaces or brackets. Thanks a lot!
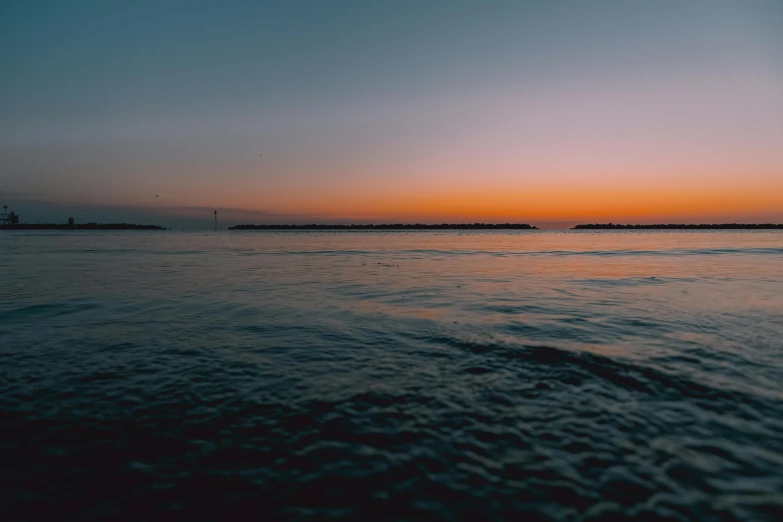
1,230,781,521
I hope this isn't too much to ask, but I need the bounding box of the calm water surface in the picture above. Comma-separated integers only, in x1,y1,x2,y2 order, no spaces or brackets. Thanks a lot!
1,231,782,521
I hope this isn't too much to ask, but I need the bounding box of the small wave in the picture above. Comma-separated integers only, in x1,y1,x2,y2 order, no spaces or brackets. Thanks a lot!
572,276,697,287
417,336,773,414
0,301,100,322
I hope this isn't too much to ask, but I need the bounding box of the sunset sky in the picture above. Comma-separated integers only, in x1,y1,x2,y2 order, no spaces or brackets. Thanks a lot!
2,0,782,228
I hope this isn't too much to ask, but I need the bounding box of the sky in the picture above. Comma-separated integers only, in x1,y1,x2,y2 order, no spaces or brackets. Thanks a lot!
1,0,782,229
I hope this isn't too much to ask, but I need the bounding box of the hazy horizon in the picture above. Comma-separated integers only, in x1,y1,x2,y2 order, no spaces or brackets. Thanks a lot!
2,1,782,226
6,195,783,230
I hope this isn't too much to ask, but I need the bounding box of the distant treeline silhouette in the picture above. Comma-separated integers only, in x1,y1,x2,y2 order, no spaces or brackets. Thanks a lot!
230,223,538,230
574,223,783,230
1,223,165,230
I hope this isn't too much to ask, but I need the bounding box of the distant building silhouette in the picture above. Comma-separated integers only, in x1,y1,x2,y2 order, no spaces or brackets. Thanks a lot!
1,205,20,225
1,206,164,230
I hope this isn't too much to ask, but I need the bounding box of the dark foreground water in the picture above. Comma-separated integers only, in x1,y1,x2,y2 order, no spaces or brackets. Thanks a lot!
1,231,782,521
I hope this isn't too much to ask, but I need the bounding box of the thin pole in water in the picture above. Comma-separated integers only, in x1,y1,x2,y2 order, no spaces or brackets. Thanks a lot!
214,210,218,231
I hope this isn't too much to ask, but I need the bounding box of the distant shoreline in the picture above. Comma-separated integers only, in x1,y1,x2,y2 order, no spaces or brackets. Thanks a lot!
229,223,538,230
0,223,165,230
573,224,783,229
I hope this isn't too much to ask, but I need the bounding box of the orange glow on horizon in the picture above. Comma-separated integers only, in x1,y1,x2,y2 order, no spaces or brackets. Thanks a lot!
91,163,782,225
214,181,783,223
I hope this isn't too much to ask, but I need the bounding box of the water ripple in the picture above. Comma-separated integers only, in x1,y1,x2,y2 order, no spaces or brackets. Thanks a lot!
1,231,782,520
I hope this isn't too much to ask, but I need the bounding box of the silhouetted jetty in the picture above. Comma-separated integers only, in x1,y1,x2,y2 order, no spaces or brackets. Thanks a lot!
573,223,783,230
229,223,538,230
1,223,165,230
